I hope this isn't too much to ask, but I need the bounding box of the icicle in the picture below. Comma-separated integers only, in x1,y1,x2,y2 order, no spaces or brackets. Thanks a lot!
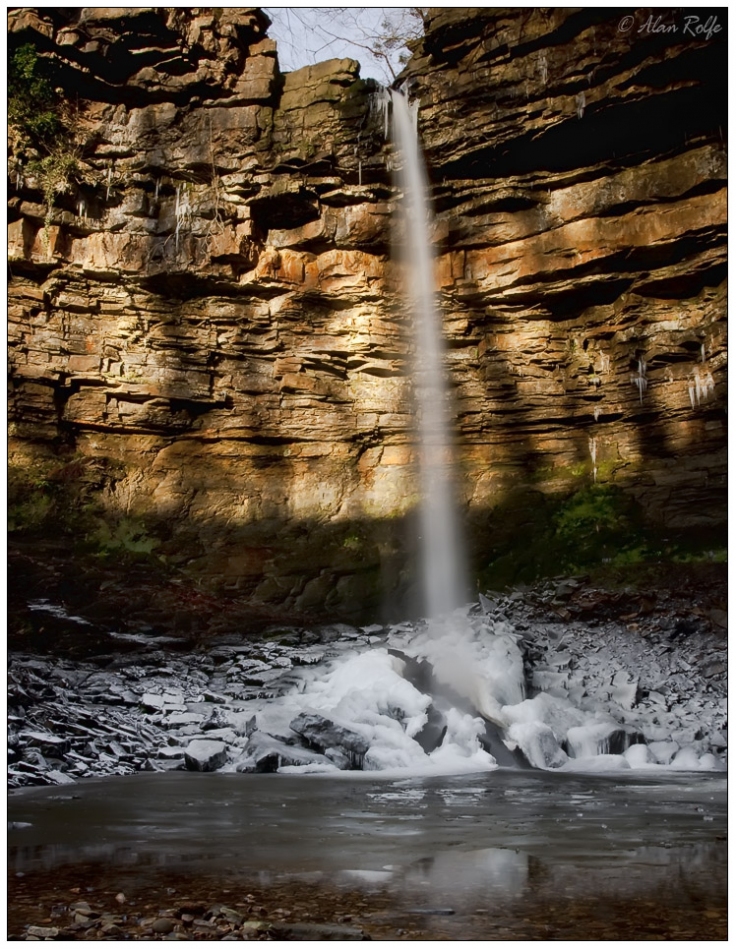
106,164,113,200
700,343,706,363
690,368,715,407
175,185,181,250
589,437,598,483
597,352,611,374
593,406,602,422
174,183,193,252
387,81,420,143
409,97,419,135
155,179,160,201
576,91,586,119
631,360,647,404
704,371,715,398
699,370,715,402
373,86,392,142
77,198,86,219
358,159,362,187
538,51,548,86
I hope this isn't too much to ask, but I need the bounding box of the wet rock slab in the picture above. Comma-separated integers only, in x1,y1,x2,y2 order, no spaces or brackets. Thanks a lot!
290,711,371,765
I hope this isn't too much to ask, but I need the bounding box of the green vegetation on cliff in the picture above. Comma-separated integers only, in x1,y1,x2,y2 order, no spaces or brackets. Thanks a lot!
9,39,80,246
478,484,726,590
8,455,163,567
8,41,61,142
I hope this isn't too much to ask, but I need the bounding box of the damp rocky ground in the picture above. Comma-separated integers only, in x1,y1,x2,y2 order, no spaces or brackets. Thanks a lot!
7,862,728,941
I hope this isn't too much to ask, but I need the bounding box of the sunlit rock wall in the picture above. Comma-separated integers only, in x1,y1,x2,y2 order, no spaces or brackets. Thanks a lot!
8,8,727,619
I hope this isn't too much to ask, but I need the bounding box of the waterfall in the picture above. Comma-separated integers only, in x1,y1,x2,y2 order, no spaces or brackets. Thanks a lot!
390,90,467,620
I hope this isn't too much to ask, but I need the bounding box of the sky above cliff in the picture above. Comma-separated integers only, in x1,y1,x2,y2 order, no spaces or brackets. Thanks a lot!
263,7,421,84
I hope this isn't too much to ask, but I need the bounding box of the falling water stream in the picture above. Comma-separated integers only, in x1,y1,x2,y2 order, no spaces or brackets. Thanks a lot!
391,89,467,620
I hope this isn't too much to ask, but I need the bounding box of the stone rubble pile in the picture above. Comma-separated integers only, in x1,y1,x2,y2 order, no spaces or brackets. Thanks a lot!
482,582,727,764
7,626,381,787
7,587,727,787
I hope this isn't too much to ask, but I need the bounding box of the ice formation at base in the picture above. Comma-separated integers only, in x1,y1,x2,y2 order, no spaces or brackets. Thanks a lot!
229,608,725,777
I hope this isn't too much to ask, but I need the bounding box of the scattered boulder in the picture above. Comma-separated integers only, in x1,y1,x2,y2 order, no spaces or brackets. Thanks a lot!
610,671,639,710
289,711,370,768
388,649,436,694
145,756,184,772
203,707,231,732
19,731,69,756
26,926,59,939
669,620,698,641
141,693,166,711
237,714,258,739
6,576,729,787
164,712,205,727
183,739,228,772
324,747,352,769
507,723,568,770
45,769,76,785
480,721,531,769
478,593,495,614
239,731,330,773
202,691,228,704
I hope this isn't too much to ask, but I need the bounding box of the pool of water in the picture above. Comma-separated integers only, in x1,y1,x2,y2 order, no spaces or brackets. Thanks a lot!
9,769,726,909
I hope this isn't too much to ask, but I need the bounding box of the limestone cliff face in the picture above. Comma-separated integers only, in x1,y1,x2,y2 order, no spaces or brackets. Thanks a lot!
8,8,727,621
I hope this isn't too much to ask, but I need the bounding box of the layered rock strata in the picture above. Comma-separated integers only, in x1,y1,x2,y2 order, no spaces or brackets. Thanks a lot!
8,8,727,620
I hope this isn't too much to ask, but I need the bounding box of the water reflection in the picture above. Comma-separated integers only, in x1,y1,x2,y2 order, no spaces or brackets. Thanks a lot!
8,770,727,909
401,847,529,898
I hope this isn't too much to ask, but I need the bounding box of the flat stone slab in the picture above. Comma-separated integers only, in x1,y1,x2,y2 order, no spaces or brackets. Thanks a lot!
268,922,370,940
